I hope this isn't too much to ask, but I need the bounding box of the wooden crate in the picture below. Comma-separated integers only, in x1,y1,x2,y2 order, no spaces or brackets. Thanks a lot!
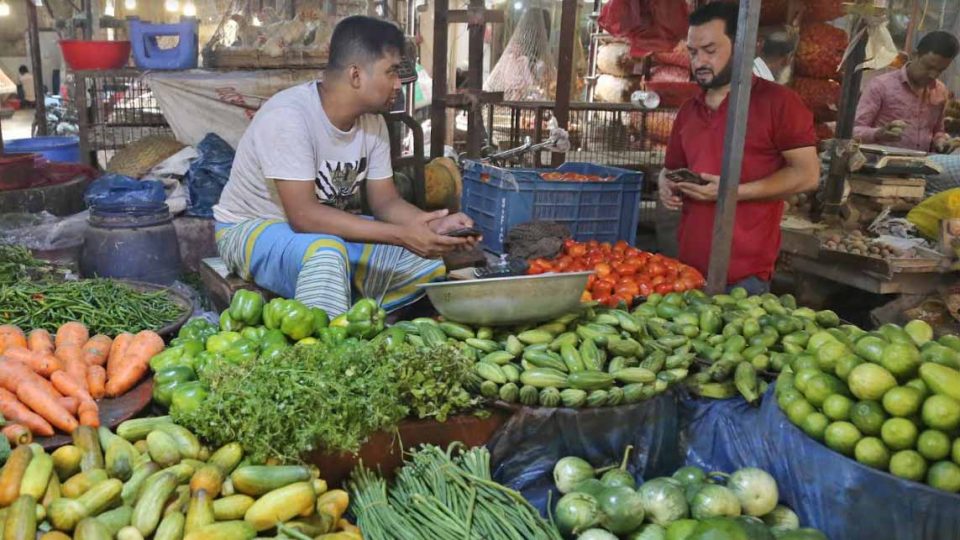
848,174,926,199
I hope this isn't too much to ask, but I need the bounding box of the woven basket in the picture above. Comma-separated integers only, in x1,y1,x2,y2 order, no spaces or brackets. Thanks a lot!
106,135,186,179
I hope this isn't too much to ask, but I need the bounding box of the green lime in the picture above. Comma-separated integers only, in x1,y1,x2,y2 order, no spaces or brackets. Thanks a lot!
889,450,928,481
904,320,934,347
816,341,848,373
917,430,952,461
786,398,816,427
922,395,960,432
803,374,837,408
881,418,919,451
777,388,805,411
801,412,830,441
848,363,897,401
665,519,698,540
793,368,821,395
881,386,923,418
928,461,960,493
824,421,862,456
792,354,819,373
834,355,863,382
880,342,921,380
849,400,888,436
953,438,960,466
854,437,891,470
904,378,930,400
823,394,854,421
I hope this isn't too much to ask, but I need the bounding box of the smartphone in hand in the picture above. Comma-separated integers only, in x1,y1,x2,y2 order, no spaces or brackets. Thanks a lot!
666,168,707,185
445,227,483,238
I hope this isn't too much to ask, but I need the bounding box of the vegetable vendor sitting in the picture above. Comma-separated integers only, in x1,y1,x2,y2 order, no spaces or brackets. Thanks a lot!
213,16,478,316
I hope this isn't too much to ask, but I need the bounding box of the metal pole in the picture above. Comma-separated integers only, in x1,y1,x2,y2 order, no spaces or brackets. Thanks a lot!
25,0,47,137
705,0,761,294
551,0,578,166
82,0,93,40
818,17,866,219
429,0,449,159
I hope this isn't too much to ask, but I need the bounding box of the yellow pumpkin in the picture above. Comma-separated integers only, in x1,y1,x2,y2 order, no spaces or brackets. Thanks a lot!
424,157,462,211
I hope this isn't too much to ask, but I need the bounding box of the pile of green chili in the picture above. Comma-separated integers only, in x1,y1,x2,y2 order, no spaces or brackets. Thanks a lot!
0,279,184,335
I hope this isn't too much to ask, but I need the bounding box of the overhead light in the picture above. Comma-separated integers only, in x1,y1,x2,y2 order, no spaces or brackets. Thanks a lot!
0,1,9,17
33,0,41,5
104,0,114,16
513,1,522,8
164,0,179,12
124,0,136,9
182,0,195,16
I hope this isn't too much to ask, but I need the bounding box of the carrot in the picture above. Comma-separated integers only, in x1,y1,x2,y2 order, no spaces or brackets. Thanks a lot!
2,424,32,446
26,352,62,378
105,331,164,398
0,325,27,354
77,399,99,428
55,322,89,349
87,365,106,400
58,346,89,394
81,335,112,366
1,347,39,366
16,379,78,433
50,371,92,402
0,388,54,437
0,360,62,399
106,333,134,382
27,329,54,355
58,396,79,415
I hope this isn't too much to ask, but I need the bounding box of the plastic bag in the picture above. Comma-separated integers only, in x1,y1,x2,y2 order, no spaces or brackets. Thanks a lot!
597,0,689,56
84,174,166,208
0,211,88,250
185,133,235,218
681,389,960,540
907,187,960,239
488,391,684,515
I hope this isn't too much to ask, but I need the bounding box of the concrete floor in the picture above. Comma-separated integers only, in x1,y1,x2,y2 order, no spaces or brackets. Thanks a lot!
1,109,35,141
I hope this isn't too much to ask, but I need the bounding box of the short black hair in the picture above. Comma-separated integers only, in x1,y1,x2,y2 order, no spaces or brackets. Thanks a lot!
327,16,405,73
689,1,739,40
916,30,960,59
18,65,27,74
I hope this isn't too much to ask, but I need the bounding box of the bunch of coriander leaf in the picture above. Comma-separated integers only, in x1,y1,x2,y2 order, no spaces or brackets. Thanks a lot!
173,339,483,463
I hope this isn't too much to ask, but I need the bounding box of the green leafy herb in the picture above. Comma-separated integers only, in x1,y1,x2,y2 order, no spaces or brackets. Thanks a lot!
385,342,483,422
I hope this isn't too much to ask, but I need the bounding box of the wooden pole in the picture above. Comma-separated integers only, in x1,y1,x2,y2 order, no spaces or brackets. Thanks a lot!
430,0,449,159
25,0,47,136
551,0,577,166
465,0,484,157
705,0,761,294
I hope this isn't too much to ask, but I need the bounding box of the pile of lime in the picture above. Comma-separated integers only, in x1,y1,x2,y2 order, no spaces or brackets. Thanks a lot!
776,319,960,492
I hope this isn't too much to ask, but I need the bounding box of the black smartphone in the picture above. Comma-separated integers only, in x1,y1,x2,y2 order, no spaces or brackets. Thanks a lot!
445,227,482,238
666,168,707,185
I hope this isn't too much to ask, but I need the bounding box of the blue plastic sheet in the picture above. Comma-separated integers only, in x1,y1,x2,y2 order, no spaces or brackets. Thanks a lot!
681,389,960,540
84,174,166,207
185,133,234,217
488,390,683,514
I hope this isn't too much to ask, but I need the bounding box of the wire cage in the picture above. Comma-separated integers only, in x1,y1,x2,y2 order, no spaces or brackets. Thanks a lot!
476,100,676,229
72,70,174,169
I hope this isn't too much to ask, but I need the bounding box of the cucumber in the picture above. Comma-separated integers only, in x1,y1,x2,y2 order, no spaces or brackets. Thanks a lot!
612,367,657,384
121,463,160,506
438,322,475,340
501,364,521,383
96,506,133,537
132,472,178,536
207,443,244,475
475,362,507,384
466,338,500,353
155,425,202,460
74,518,111,540
480,351,515,365
73,427,105,473
579,339,603,371
418,324,448,348
505,335,525,356
560,344,585,372
182,521,255,540
154,512,185,540
146,431,181,468
517,330,553,345
116,417,173,442
549,332,579,352
20,452,53,500
229,466,312,496
243,481,316,532
519,368,568,389
212,495,254,521
523,350,567,372
4,495,36,540
566,371,615,391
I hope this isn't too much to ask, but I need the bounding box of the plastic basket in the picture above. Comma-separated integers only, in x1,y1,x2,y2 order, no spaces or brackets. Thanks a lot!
461,161,644,254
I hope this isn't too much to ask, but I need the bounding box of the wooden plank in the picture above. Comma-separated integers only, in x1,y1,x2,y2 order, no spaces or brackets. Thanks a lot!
551,0,579,167
466,0,486,159
848,174,926,187
780,228,821,258
447,8,504,23
848,179,925,199
790,255,946,295
429,0,449,159
706,0,761,293
26,0,47,136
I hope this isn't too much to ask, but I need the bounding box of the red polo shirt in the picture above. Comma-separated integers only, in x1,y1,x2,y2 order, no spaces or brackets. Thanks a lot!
664,76,816,284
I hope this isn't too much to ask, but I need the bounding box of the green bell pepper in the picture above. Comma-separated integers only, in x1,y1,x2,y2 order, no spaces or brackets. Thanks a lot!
263,298,286,330
318,327,348,347
262,299,315,340
372,327,406,351
170,382,209,416
241,326,268,343
311,308,330,336
152,366,198,408
220,311,245,332
194,351,223,379
178,318,218,341
223,338,259,364
345,298,386,339
206,331,242,353
149,346,188,372
229,290,264,326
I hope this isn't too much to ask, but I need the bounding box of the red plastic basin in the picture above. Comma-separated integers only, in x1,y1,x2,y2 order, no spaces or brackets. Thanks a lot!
59,40,131,70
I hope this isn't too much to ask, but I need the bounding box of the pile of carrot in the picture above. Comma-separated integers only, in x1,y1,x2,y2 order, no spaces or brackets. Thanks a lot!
0,322,163,445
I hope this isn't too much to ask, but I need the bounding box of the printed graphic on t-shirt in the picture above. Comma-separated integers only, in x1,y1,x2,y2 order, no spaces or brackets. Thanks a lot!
315,158,368,210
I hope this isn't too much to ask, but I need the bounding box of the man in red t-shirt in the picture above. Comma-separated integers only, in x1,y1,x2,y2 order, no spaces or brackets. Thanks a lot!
658,2,820,294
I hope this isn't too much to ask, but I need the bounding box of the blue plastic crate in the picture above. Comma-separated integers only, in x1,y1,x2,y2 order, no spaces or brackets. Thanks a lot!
129,17,198,70
461,161,644,254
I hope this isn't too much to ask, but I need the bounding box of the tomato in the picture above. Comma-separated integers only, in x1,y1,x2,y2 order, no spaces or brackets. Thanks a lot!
569,243,587,257
614,240,630,253
594,293,613,306
592,281,614,298
615,280,640,298
651,275,665,286
638,281,653,297
655,283,674,294
563,238,578,250
587,274,597,288
648,262,666,276
580,290,593,302
595,262,612,278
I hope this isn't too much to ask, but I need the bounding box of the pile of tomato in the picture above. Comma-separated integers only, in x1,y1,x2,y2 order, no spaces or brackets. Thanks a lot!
540,172,615,182
526,239,706,307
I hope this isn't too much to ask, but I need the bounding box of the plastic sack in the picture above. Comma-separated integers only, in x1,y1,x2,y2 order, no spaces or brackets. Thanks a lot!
907,187,960,239
488,391,684,515
0,211,88,250
83,174,166,208
185,133,235,218
681,389,960,540
597,0,689,56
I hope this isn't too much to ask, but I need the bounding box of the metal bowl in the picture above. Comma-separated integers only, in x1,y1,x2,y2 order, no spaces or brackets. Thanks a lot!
418,271,592,326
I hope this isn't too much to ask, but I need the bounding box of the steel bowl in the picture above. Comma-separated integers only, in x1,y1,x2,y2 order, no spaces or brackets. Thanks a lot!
418,271,592,326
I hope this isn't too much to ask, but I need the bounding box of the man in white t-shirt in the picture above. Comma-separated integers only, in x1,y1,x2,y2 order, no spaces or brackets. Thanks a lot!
213,16,477,317
753,29,796,83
